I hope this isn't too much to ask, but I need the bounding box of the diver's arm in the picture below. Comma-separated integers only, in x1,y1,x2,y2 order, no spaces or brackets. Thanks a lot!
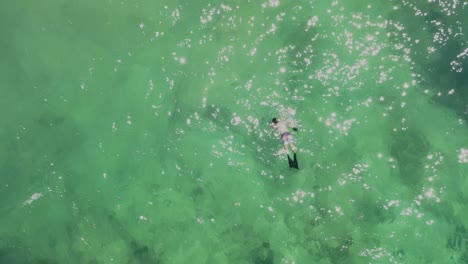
286,121,299,131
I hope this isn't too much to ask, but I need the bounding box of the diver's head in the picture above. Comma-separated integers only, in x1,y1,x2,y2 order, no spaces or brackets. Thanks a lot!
272,118,278,124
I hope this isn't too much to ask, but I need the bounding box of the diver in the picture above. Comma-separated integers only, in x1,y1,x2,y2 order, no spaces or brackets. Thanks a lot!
271,117,299,169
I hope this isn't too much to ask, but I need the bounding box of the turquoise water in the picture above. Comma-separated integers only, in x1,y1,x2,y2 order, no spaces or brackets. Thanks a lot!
1,0,467,263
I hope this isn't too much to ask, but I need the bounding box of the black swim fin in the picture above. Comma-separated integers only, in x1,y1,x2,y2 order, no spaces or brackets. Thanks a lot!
293,153,299,169
287,155,294,168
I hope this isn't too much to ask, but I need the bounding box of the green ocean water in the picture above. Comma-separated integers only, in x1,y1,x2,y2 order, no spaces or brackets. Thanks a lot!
1,0,467,263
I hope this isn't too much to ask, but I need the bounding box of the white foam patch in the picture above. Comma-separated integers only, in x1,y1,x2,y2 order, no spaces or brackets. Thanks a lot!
269,0,280,7
458,148,468,163
22,192,43,206
231,114,241,125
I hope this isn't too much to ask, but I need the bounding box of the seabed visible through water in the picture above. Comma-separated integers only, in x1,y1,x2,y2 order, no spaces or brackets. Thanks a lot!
0,0,467,263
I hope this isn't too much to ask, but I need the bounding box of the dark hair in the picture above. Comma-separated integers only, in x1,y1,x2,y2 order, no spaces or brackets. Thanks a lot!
272,118,278,124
